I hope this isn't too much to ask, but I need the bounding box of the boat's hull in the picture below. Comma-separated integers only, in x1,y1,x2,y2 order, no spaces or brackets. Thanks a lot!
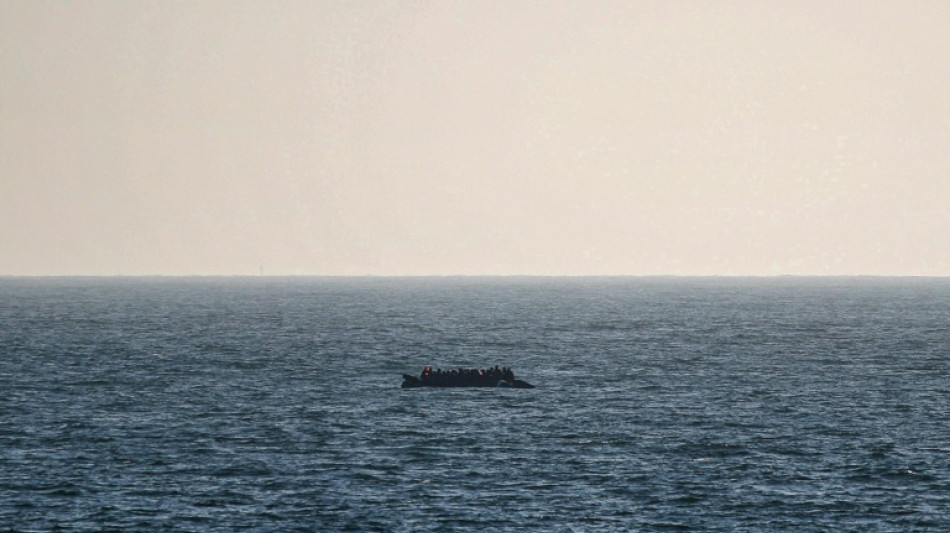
401,374,535,389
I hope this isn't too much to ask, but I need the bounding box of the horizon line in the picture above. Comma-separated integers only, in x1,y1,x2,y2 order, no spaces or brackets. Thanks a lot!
2,274,949,279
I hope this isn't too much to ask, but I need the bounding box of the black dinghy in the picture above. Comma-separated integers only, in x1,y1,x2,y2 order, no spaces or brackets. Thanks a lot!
401,366,535,389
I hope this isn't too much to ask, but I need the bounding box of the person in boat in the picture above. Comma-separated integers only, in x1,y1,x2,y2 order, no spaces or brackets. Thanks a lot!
414,365,522,386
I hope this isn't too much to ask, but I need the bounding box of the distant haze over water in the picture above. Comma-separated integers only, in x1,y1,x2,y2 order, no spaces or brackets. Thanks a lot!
2,1,950,276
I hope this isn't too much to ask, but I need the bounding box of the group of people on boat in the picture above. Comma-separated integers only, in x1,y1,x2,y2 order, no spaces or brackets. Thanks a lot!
419,365,516,386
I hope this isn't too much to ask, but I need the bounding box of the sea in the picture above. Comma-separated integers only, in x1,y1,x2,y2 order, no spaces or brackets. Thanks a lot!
1,277,948,532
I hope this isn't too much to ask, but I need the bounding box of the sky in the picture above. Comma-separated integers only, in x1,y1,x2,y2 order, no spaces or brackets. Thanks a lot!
2,0,949,276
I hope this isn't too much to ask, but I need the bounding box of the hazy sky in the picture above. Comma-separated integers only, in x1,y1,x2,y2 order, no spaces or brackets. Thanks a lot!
2,1,948,276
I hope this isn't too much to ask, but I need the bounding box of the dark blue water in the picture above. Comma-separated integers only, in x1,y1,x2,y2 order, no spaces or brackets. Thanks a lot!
2,277,948,532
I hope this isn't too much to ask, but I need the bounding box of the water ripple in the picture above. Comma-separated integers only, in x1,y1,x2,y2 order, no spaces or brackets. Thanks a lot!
1,278,949,532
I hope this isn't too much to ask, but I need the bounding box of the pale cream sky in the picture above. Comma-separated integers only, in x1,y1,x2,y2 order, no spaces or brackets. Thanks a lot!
2,1,948,275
